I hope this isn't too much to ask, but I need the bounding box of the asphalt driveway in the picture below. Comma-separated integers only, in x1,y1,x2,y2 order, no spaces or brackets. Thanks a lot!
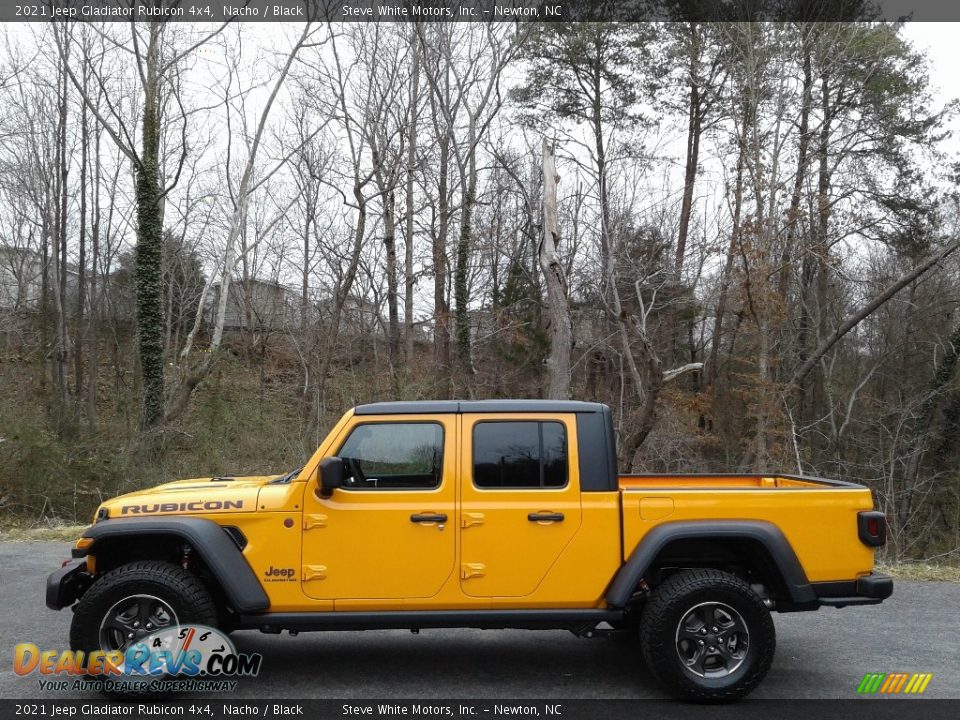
1,542,956,700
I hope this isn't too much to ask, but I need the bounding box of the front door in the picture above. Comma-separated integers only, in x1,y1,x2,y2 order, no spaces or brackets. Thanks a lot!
301,415,456,601
459,413,582,597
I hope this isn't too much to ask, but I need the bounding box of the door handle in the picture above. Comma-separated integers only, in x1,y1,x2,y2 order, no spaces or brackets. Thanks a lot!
528,512,565,522
410,513,448,523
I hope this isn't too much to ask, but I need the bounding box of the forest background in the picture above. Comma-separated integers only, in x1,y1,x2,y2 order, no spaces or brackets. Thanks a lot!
1,8,959,565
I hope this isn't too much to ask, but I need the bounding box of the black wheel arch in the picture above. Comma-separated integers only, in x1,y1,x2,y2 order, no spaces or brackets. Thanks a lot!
606,520,818,609
76,517,269,613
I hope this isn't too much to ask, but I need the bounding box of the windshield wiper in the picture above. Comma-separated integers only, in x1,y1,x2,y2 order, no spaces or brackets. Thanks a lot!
272,467,303,484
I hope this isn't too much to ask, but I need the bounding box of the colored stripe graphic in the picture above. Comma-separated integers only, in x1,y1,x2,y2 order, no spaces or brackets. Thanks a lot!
857,673,886,695
891,673,909,693
879,674,897,693
857,672,932,695
857,673,885,694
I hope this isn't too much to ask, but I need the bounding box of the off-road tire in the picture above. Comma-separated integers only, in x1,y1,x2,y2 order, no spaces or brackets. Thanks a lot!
639,569,776,701
71,560,218,656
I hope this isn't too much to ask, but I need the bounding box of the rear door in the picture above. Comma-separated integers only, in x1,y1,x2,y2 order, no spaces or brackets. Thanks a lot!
459,413,581,597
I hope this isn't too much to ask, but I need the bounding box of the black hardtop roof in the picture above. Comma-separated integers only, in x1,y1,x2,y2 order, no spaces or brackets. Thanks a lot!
354,400,609,415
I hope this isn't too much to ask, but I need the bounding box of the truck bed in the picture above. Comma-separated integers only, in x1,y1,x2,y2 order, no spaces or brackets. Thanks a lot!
617,473,876,583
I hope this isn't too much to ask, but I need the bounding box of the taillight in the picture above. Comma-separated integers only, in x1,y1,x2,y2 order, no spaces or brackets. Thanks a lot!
858,511,886,547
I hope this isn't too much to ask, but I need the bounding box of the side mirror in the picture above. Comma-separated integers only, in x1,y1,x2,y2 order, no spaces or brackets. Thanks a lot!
318,456,346,496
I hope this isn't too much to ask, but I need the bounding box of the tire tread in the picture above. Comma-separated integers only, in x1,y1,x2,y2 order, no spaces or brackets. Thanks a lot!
70,560,217,651
639,568,776,701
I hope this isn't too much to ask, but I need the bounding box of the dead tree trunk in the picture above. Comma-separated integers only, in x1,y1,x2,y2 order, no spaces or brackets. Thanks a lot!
539,139,572,400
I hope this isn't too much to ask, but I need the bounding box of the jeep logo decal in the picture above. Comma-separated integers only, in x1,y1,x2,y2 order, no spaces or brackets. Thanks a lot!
120,500,244,515
264,566,296,582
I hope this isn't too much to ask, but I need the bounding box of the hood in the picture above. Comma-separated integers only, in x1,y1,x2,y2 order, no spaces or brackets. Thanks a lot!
97,475,279,520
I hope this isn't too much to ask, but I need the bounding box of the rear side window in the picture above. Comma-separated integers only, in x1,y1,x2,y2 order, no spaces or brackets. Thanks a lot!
338,422,443,490
473,421,568,489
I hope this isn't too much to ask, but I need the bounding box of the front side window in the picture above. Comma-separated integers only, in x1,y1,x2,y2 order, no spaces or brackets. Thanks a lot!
338,423,444,490
473,421,568,489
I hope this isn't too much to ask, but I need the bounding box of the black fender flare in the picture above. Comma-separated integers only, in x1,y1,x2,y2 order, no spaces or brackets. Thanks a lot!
77,517,270,613
605,520,817,608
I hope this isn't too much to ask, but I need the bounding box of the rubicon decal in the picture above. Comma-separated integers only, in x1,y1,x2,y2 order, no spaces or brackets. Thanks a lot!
857,672,933,695
121,500,243,515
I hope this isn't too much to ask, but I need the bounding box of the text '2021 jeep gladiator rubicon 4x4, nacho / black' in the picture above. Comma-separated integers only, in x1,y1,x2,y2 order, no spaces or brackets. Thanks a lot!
47,400,892,699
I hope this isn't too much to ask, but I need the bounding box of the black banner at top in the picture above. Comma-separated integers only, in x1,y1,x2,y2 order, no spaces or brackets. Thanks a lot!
0,0,956,23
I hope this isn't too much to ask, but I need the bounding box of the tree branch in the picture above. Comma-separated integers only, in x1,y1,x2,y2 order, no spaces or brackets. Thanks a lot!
788,238,960,392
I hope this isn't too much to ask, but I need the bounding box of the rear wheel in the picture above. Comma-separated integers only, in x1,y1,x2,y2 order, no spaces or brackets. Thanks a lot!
639,569,775,700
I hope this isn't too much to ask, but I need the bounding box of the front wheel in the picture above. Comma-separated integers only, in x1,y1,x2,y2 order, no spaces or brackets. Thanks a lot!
70,561,218,660
639,569,776,700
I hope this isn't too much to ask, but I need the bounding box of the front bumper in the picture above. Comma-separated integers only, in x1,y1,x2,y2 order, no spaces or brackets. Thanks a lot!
45,559,91,610
814,572,894,608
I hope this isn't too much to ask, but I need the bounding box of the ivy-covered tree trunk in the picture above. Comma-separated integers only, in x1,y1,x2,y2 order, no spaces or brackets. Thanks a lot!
135,23,165,429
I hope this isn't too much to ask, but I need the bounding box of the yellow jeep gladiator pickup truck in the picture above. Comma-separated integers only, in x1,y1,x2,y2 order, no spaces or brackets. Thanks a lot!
47,400,891,699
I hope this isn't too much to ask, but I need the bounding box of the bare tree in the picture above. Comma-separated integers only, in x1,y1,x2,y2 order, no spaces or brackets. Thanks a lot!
54,19,231,429
539,139,572,399
403,23,422,367
434,25,525,378
168,22,318,422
